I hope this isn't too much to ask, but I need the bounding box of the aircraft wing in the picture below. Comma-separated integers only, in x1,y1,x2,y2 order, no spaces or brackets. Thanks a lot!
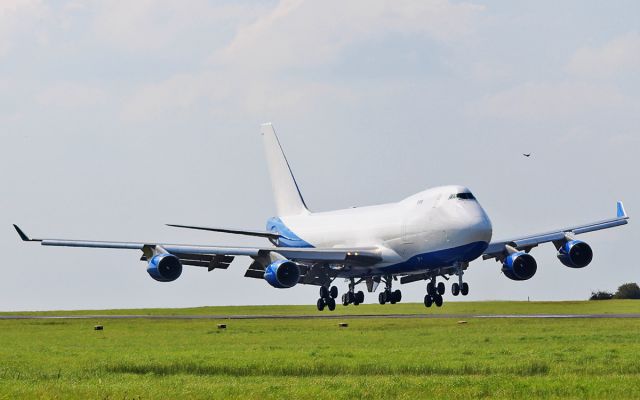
483,201,629,260
13,225,382,272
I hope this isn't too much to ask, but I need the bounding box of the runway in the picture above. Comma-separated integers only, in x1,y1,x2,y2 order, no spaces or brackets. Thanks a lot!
1,313,639,320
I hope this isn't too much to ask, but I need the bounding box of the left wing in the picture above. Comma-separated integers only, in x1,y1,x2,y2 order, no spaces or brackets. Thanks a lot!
483,201,629,260
13,225,382,284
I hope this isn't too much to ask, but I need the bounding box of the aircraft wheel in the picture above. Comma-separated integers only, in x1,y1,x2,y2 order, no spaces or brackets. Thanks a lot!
356,291,365,304
319,286,329,299
326,297,336,311
379,292,386,305
424,295,433,308
427,281,435,295
434,294,443,307
451,283,460,296
394,290,402,303
316,298,325,311
341,294,349,306
437,282,445,295
461,282,469,296
330,286,338,299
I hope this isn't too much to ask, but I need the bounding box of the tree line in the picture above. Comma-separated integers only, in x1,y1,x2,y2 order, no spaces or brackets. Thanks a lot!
590,282,640,300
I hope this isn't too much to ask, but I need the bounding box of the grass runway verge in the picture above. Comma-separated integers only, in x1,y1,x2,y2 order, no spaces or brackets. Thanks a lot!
1,301,639,399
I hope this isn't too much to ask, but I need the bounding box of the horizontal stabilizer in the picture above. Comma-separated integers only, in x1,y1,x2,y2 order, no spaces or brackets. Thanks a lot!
166,224,281,240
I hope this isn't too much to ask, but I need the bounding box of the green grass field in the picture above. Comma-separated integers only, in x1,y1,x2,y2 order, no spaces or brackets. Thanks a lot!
1,301,639,399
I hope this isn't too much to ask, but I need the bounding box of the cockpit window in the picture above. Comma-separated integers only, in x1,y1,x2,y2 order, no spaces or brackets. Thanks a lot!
449,192,476,200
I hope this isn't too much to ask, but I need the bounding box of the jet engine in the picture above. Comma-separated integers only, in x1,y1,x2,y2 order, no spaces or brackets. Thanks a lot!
264,259,300,288
502,252,537,281
557,240,593,268
147,253,183,282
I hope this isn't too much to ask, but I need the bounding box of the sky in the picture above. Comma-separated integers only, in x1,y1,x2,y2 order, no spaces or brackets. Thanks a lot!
1,0,638,311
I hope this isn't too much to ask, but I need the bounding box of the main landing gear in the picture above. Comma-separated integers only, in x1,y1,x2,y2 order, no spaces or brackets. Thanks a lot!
423,278,444,308
316,285,338,311
378,275,402,305
341,278,365,306
423,263,470,308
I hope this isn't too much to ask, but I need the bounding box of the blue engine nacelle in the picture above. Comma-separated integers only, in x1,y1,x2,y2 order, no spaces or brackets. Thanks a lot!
557,240,593,268
264,259,300,288
502,252,537,281
147,253,183,282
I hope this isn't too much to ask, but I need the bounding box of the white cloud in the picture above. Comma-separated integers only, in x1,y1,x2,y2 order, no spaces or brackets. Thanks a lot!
566,32,640,79
467,81,632,119
123,0,485,120
36,82,108,108
0,0,47,57
91,1,268,53
216,0,484,71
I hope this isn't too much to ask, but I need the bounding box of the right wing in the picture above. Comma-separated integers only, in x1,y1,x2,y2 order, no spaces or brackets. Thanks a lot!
483,201,629,260
13,225,382,285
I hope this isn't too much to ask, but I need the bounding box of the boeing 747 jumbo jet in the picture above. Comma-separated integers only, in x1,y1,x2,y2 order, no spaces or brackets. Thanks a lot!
15,124,630,311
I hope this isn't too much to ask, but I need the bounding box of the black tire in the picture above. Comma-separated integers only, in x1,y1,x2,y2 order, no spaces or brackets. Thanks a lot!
356,291,365,304
461,282,469,296
330,286,338,299
379,292,386,305
320,286,329,299
347,292,355,304
341,293,349,306
394,290,402,303
451,282,459,296
427,282,435,295
424,294,433,308
327,297,336,311
434,294,443,307
316,298,325,311
437,282,445,295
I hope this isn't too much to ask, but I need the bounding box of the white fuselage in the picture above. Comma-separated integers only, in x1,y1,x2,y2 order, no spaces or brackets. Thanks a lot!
276,185,493,275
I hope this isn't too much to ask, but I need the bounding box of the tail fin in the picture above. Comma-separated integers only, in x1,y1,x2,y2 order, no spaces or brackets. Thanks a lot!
261,123,309,216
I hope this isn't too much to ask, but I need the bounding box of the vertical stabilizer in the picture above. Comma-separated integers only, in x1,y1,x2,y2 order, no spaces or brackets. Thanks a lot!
261,123,309,216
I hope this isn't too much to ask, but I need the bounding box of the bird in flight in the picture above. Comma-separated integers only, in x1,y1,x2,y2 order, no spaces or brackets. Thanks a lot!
523,153,531,157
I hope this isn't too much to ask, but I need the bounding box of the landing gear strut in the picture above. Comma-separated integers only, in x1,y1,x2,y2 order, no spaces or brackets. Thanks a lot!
451,262,469,296
341,278,364,306
317,285,338,311
378,275,402,305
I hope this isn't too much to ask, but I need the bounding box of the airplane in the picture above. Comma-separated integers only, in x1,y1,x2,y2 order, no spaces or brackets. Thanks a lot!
14,123,630,311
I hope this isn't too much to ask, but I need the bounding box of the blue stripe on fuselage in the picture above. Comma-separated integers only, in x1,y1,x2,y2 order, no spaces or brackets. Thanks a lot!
382,241,489,274
266,217,314,248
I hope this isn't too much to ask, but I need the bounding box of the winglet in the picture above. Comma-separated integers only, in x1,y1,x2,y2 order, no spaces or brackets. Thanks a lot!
14,224,32,241
617,201,628,218
13,224,42,242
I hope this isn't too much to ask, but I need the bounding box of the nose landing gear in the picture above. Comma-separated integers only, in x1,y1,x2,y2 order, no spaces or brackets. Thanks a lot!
451,262,470,296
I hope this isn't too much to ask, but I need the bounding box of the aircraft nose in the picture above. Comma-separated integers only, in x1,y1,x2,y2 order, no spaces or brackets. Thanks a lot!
466,204,493,243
